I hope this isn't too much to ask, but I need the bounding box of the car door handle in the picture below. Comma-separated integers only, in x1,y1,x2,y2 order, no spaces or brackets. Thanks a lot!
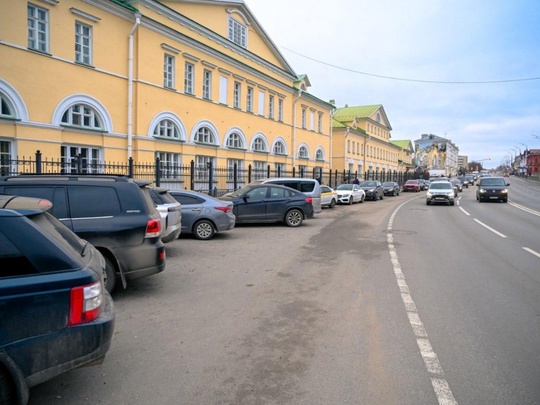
191,208,202,212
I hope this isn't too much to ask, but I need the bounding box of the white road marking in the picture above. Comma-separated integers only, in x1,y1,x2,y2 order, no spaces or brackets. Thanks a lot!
459,206,470,216
523,247,540,258
509,201,540,217
473,219,507,238
388,200,458,404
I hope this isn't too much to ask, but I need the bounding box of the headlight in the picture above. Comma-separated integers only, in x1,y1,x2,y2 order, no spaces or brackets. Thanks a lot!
479,188,486,194
501,189,508,194
368,189,374,192
426,192,432,198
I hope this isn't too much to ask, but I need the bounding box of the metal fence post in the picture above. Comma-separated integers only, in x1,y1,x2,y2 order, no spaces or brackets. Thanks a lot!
190,160,195,190
128,157,134,178
155,156,161,187
35,150,42,174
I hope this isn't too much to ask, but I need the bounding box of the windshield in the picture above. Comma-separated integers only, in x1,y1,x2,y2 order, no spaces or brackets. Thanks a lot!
481,178,506,186
359,182,377,187
429,182,452,190
382,182,394,186
337,184,353,190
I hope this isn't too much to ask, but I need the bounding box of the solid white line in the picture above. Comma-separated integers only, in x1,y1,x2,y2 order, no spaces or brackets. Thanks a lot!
523,247,540,258
388,199,458,404
459,206,470,216
473,219,507,238
509,201,540,217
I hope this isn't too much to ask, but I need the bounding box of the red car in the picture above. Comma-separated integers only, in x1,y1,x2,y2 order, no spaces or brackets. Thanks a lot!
402,179,421,192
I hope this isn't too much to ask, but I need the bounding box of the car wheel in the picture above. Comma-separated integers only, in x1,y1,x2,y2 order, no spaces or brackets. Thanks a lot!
285,209,303,227
360,195,365,203
426,200,430,205
103,255,117,293
349,197,353,205
503,198,508,203
450,201,455,206
0,364,16,405
329,199,336,208
380,193,384,200
194,219,215,240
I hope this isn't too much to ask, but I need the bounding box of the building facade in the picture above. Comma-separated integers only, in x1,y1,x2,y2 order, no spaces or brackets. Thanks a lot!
414,133,459,177
0,0,333,189
331,105,405,180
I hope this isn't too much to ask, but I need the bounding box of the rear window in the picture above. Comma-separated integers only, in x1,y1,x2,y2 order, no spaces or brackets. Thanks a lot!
68,186,121,218
173,194,204,205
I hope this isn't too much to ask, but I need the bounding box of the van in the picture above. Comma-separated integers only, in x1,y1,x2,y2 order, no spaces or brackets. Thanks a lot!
247,177,322,213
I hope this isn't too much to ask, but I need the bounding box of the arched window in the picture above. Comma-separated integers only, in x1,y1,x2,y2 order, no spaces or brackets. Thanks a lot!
153,119,180,139
195,126,216,144
253,137,266,152
273,141,286,155
0,94,14,118
61,104,103,130
315,148,324,161
227,132,243,148
298,145,308,159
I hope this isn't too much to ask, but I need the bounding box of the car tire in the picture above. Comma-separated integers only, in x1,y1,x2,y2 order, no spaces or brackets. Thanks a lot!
329,199,336,208
426,200,430,205
349,197,353,205
194,219,215,240
360,195,365,203
103,256,117,293
0,365,16,405
503,198,508,203
380,193,384,200
285,209,303,227
450,201,455,206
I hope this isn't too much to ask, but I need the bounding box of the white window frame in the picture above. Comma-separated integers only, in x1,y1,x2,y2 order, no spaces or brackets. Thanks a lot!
219,76,228,105
253,137,266,152
184,62,194,95
310,111,315,131
273,141,285,155
258,91,265,116
156,152,182,179
195,127,215,145
246,86,253,112
234,82,241,109
268,95,274,119
298,146,308,159
226,132,243,149
315,148,324,161
318,113,323,133
227,158,244,181
203,69,212,100
164,54,175,89
0,140,13,176
278,99,284,121
301,108,307,129
153,119,180,139
195,155,214,181
274,162,286,177
28,3,48,53
253,160,266,180
61,104,103,130
228,16,247,48
75,21,92,65
61,145,101,173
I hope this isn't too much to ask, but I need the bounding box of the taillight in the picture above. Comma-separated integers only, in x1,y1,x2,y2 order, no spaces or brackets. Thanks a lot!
305,197,313,204
145,218,161,238
68,281,103,326
214,206,232,213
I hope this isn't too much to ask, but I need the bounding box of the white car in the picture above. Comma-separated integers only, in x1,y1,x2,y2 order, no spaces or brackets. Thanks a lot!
426,181,455,206
336,184,365,204
320,185,338,208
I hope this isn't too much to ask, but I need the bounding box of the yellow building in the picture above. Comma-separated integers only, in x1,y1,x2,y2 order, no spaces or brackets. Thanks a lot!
0,0,333,189
332,105,405,181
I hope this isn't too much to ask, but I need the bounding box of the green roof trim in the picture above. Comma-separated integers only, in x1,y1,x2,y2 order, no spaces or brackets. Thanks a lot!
109,0,139,12
333,105,382,121
391,140,414,150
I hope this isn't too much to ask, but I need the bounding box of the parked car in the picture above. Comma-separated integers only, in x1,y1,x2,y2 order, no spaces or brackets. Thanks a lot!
219,184,313,227
148,187,182,243
382,181,400,196
358,181,384,200
0,195,115,405
476,176,509,202
169,189,235,240
335,184,365,204
0,175,166,292
426,181,456,206
247,178,322,213
320,185,338,208
402,179,421,192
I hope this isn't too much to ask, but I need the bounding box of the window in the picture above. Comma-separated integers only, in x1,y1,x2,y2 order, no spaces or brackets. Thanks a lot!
246,87,253,112
61,145,101,173
153,119,180,139
298,146,308,159
219,76,228,104
61,104,103,130
203,69,212,100
253,161,266,180
156,152,181,179
195,127,215,145
228,17,247,48
298,165,307,177
226,132,243,149
0,95,14,118
352,141,355,154
253,137,266,152
75,22,92,65
315,149,324,161
273,141,286,155
310,111,315,131
227,158,244,181
268,95,274,119
164,54,175,88
69,186,121,218
318,113,323,133
347,140,351,153
301,108,306,129
0,141,12,176
274,162,286,177
184,62,194,95
28,3,48,53
278,99,284,121
195,155,213,181
234,82,241,108
258,91,265,115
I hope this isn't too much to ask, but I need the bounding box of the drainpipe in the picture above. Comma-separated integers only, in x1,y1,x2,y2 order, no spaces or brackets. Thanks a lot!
128,12,141,160
292,89,303,169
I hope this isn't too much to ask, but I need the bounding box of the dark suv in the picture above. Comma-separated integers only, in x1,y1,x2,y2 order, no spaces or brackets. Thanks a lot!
0,195,114,405
0,175,166,292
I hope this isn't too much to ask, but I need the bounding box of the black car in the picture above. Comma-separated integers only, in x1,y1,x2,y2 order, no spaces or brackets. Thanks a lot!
219,184,314,227
382,181,400,196
476,176,509,202
358,181,384,200
0,195,114,405
0,175,166,292
457,176,469,188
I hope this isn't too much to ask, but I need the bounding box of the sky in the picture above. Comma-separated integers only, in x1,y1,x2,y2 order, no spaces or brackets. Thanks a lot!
246,0,540,169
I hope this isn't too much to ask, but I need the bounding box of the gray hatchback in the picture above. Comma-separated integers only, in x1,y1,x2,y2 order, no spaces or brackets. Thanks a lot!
169,190,235,240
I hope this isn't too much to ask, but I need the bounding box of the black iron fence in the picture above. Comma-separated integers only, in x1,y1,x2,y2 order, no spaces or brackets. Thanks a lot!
1,150,416,195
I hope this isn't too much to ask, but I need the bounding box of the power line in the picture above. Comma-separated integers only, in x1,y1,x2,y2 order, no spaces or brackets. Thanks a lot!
281,46,540,84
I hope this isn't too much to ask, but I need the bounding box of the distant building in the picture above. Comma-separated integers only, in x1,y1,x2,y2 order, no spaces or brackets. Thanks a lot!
458,155,469,173
414,134,459,176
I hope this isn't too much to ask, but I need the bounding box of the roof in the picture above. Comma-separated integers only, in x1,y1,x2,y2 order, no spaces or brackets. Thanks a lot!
391,140,414,151
333,105,382,121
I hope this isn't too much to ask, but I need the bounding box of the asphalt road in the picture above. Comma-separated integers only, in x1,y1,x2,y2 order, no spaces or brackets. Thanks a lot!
29,177,540,404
